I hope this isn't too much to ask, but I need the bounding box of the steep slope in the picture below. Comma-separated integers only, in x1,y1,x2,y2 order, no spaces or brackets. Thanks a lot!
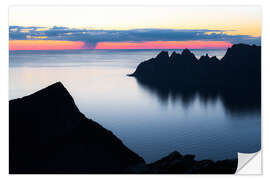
9,82,145,173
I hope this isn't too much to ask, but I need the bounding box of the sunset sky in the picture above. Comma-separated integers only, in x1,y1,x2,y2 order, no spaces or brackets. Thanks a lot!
9,6,261,50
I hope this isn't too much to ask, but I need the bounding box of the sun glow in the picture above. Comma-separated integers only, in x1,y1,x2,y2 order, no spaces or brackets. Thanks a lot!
96,41,232,49
9,40,85,51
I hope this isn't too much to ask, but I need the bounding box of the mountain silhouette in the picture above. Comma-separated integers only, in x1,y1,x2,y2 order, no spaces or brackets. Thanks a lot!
129,44,260,88
9,82,144,173
129,44,261,114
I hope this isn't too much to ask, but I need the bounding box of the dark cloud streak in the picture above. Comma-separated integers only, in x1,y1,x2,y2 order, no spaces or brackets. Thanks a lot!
9,26,261,46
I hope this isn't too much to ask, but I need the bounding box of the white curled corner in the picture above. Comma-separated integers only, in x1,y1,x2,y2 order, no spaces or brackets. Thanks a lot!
235,151,262,175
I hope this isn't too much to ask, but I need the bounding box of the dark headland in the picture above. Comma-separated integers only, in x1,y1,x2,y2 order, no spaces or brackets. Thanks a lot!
9,82,144,174
128,44,261,114
9,82,237,174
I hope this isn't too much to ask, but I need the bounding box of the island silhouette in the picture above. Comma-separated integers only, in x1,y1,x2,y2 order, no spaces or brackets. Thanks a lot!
129,43,261,114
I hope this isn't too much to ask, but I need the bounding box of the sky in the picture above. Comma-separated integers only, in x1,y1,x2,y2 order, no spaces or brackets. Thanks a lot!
9,6,261,50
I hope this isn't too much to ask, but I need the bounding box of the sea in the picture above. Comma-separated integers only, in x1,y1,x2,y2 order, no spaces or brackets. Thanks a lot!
9,49,261,163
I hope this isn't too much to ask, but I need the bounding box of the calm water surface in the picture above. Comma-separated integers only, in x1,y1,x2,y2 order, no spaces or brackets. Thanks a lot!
9,49,261,163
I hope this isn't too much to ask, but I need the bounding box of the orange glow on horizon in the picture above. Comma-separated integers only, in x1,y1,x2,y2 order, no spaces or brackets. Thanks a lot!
9,40,232,51
96,41,232,49
9,40,85,51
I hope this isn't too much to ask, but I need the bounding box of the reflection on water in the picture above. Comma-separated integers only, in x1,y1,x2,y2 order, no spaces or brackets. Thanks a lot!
136,78,261,117
9,49,261,163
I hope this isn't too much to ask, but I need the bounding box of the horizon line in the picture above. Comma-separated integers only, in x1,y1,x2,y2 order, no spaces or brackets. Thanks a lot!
9,48,230,52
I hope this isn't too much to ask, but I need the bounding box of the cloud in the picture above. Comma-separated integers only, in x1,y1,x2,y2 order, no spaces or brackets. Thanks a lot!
9,26,261,46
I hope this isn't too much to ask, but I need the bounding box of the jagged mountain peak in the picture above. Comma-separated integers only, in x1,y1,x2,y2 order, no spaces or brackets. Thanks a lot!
181,48,193,56
156,51,169,60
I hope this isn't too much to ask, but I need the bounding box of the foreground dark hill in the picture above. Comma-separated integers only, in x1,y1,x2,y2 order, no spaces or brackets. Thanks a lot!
129,44,261,114
10,82,237,174
145,151,237,174
9,82,145,173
